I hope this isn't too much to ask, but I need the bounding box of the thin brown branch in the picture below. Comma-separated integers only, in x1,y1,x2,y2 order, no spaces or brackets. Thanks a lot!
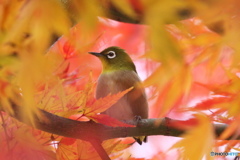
2,102,238,142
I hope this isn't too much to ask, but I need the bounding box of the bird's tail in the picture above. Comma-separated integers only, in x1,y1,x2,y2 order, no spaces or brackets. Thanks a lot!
134,136,147,145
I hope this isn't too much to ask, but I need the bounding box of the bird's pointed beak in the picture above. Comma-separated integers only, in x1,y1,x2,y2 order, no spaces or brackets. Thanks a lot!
88,52,102,57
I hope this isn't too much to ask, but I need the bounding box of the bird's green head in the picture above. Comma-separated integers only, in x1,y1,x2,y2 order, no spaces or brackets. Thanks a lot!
89,46,136,73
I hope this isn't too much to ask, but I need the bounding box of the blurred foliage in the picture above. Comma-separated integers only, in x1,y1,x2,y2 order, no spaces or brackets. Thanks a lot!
0,0,240,159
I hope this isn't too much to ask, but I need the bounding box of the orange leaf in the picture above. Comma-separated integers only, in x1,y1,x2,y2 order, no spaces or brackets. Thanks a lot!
57,139,79,160
84,87,133,115
192,96,232,110
219,116,240,140
60,137,76,146
103,139,132,159
215,140,229,147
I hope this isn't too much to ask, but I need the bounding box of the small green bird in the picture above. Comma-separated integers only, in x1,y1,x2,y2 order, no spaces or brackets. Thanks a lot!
89,46,148,144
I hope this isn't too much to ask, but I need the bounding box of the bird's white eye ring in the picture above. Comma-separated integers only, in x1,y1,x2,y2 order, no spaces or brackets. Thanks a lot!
107,51,116,59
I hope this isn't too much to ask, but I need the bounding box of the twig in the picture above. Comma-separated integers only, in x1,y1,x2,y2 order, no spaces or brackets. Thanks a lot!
90,139,111,160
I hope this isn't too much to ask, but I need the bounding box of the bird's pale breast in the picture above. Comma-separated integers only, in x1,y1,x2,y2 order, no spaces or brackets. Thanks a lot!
96,70,148,121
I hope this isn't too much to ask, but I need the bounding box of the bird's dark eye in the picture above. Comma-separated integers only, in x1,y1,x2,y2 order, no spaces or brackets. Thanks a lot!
107,51,116,59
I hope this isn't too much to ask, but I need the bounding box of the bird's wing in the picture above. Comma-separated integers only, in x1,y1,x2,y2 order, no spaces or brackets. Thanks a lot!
124,71,148,119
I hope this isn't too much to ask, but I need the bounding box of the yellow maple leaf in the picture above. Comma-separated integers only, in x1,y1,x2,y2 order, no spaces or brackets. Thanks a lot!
111,0,137,19
170,114,215,160
219,116,240,140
